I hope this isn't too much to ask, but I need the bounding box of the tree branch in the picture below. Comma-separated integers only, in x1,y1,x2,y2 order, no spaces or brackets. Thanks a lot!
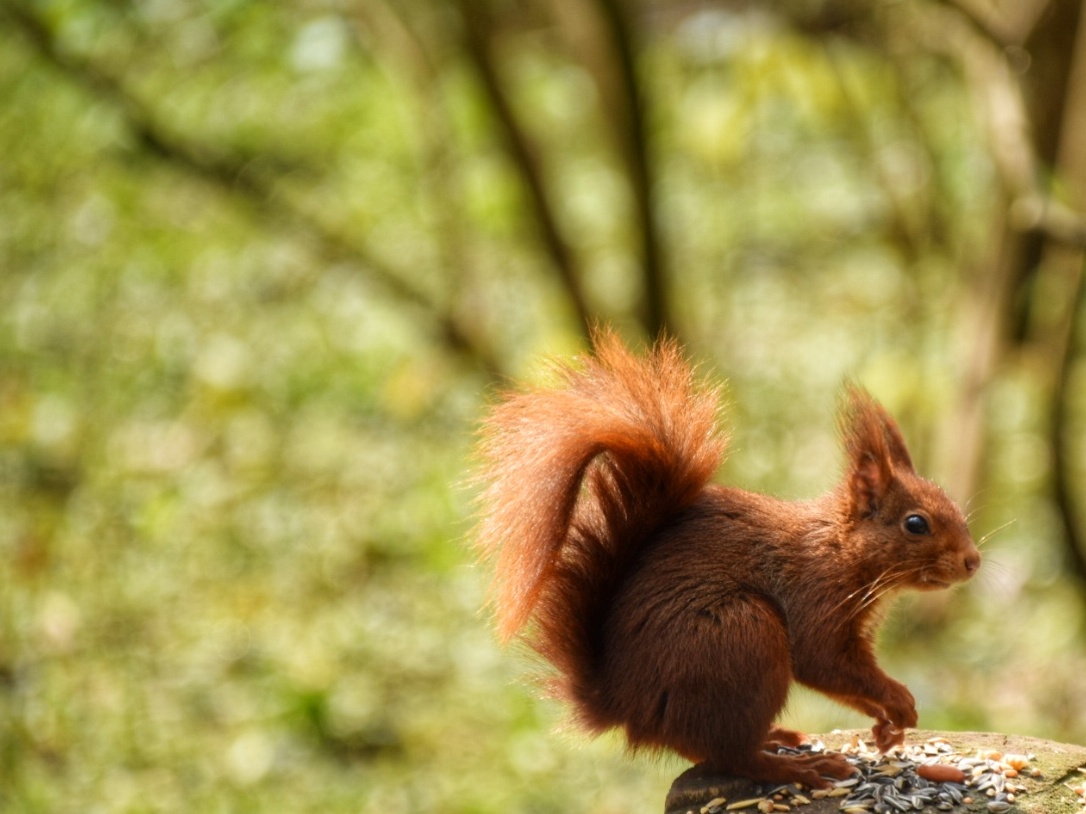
1,2,505,379
592,0,673,339
1050,252,1086,586
455,0,594,340
354,1,495,361
1011,195,1086,249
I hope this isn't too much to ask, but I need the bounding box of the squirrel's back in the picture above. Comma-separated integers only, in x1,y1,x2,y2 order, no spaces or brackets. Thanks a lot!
474,331,727,720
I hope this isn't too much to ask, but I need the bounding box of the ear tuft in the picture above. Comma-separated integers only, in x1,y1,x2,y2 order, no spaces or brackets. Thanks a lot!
839,384,906,517
871,399,914,471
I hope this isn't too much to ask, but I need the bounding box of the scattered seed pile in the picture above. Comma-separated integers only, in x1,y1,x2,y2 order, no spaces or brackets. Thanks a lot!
694,735,1049,814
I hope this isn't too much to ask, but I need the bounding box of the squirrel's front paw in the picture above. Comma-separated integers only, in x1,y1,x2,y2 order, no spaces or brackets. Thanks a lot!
872,719,905,751
872,685,917,750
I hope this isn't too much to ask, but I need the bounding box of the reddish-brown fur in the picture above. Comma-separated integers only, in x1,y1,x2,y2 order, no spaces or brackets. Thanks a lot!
474,331,980,788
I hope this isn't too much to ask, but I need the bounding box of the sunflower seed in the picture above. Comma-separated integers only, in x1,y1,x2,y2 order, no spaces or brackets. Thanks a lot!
769,736,1037,814
725,799,764,811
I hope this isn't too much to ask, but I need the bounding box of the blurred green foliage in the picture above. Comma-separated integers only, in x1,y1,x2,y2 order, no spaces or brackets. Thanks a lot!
1,1,1085,813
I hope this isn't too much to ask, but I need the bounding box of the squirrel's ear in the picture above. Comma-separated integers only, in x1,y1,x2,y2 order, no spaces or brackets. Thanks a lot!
840,385,895,518
874,401,914,472
849,451,891,518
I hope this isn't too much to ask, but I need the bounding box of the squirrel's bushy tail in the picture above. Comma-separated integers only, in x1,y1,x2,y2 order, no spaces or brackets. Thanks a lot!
474,330,727,717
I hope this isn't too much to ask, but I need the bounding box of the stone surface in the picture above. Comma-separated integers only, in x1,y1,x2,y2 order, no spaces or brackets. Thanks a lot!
664,730,1086,814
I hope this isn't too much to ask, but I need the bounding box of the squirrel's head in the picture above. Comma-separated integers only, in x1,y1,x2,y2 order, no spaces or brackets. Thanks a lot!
837,385,980,591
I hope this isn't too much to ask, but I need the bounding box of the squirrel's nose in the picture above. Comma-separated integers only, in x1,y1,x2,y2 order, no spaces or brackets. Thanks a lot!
963,550,981,575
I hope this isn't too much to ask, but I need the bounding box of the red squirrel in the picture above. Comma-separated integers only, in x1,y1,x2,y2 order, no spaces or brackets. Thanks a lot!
474,331,980,789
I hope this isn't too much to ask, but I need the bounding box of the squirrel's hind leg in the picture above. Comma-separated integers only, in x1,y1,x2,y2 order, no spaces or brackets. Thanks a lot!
761,727,855,783
738,750,855,789
644,596,846,787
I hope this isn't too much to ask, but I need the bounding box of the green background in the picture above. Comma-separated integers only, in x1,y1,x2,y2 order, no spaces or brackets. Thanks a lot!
2,1,1085,812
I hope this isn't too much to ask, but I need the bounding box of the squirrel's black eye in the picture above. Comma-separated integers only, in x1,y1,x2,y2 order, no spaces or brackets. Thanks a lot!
904,514,930,535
